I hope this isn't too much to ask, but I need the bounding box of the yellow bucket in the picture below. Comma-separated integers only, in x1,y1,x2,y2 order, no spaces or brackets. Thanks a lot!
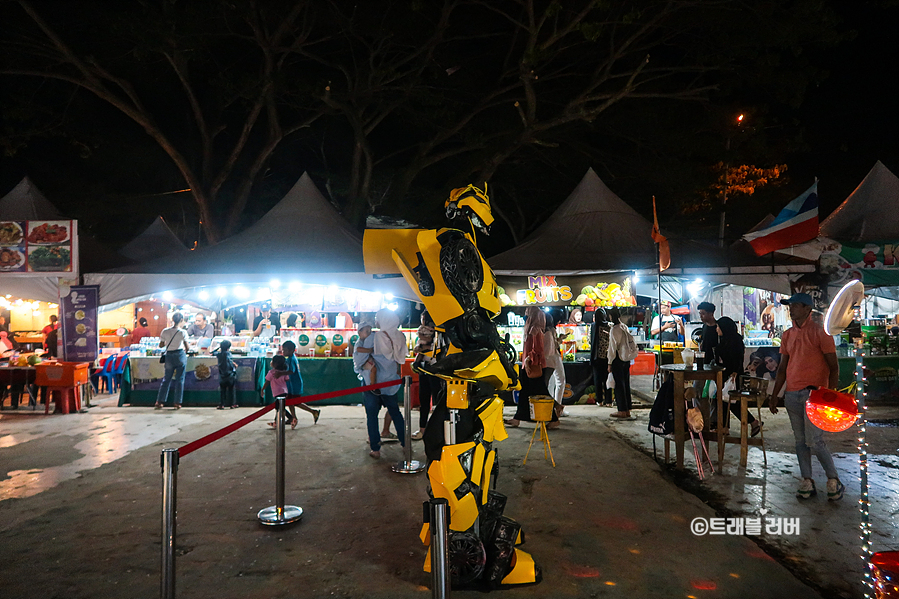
529,395,555,422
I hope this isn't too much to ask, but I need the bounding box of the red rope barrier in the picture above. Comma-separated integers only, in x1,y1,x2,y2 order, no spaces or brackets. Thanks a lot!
177,379,404,458
284,379,401,407
179,403,275,457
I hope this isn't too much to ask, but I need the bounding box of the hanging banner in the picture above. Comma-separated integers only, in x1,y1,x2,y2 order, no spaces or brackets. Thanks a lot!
790,272,830,310
60,284,99,362
0,220,78,277
819,241,899,288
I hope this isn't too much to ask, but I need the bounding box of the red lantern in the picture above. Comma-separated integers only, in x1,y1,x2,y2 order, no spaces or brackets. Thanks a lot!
806,388,858,432
872,551,899,599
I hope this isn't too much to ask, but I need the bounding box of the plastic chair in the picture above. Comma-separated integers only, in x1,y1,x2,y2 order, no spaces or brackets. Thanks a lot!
91,356,116,394
111,352,130,393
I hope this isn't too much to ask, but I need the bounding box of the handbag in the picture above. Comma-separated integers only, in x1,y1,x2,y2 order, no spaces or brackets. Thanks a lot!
159,330,179,363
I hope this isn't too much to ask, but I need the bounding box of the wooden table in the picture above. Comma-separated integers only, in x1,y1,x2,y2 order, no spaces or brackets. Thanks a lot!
659,364,724,471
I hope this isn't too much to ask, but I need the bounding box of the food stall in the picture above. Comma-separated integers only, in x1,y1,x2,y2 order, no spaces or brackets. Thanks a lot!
115,291,418,407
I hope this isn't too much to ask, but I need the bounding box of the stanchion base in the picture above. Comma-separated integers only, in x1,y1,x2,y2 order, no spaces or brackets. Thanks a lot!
392,459,427,474
257,505,304,526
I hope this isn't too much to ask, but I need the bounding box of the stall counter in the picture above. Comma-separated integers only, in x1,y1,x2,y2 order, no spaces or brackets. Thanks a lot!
119,355,409,407
119,356,259,407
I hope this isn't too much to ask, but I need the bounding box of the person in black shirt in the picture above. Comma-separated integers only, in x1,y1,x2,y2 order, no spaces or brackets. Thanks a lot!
252,304,280,337
713,316,759,434
697,301,718,356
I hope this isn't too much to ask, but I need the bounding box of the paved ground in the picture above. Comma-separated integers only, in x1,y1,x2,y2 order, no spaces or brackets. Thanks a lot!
0,382,892,599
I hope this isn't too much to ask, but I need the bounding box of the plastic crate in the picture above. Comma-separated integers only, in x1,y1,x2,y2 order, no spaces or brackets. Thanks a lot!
35,362,90,387
631,352,656,376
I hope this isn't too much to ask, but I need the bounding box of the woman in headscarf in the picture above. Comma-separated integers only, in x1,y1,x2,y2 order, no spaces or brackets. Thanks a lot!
714,316,760,435
504,307,559,428
590,309,613,406
363,308,408,458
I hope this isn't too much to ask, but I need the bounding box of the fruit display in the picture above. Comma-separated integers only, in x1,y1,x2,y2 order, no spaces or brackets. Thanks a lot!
570,281,636,308
577,385,597,404
26,354,42,366
496,286,515,306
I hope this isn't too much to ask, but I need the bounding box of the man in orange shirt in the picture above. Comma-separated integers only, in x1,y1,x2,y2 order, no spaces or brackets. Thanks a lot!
769,293,844,501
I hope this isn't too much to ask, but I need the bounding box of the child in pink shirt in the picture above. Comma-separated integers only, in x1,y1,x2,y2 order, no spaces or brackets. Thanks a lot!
262,355,290,426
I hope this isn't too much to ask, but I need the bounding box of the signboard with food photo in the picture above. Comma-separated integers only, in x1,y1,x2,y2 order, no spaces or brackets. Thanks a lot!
60,284,99,362
0,219,78,277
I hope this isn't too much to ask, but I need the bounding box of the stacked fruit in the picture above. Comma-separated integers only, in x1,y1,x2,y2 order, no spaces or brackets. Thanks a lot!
571,283,636,307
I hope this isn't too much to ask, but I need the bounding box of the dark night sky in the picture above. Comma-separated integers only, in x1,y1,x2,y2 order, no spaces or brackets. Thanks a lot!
788,0,898,216
0,1,896,252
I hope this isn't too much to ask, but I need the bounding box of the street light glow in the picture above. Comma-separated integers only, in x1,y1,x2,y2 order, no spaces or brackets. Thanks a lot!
737,114,744,123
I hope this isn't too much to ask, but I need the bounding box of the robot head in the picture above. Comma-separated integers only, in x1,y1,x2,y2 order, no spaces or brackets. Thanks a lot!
446,184,494,233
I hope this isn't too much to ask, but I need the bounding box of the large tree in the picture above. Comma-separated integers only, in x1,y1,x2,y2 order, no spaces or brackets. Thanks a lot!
0,0,842,243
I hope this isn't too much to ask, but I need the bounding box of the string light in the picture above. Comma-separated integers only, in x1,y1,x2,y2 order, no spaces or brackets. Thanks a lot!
855,348,873,598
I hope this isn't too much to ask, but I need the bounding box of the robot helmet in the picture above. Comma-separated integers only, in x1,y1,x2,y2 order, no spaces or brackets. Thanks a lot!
445,184,494,232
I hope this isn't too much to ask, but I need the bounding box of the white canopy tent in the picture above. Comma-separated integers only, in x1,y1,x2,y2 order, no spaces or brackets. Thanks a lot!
488,168,810,294
119,216,189,263
86,172,416,307
0,177,128,302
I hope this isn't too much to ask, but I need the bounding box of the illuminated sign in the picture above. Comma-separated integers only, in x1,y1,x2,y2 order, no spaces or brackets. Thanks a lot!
515,276,573,305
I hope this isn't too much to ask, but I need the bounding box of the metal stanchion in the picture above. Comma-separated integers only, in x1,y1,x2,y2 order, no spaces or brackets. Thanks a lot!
257,396,303,525
393,376,426,474
160,448,178,599
429,498,451,599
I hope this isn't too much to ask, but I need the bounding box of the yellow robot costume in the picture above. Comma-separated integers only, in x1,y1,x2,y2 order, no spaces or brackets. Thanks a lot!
363,184,541,589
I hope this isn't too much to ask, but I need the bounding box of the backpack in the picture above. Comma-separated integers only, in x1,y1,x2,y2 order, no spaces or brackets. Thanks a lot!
616,324,639,362
647,378,675,436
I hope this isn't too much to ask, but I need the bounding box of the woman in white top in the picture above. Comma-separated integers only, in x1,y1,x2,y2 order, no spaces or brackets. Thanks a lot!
606,307,633,419
155,312,191,409
544,314,568,417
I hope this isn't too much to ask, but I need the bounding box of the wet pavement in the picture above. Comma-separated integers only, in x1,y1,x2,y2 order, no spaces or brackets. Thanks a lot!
614,375,899,599
0,386,890,598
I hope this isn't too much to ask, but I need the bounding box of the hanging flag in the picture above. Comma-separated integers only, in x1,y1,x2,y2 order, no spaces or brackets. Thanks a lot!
651,196,670,271
742,182,818,256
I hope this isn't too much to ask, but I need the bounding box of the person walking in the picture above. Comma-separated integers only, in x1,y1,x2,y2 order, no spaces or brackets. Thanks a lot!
363,309,407,458
280,340,320,428
607,307,633,419
590,309,613,406
769,293,844,501
155,312,190,410
504,307,559,428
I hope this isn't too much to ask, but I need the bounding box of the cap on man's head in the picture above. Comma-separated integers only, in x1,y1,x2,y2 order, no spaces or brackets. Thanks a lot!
358,318,375,330
260,303,272,312
781,293,814,307
697,301,716,313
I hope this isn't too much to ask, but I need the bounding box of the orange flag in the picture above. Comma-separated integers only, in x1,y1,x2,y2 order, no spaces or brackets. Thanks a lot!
651,196,671,271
